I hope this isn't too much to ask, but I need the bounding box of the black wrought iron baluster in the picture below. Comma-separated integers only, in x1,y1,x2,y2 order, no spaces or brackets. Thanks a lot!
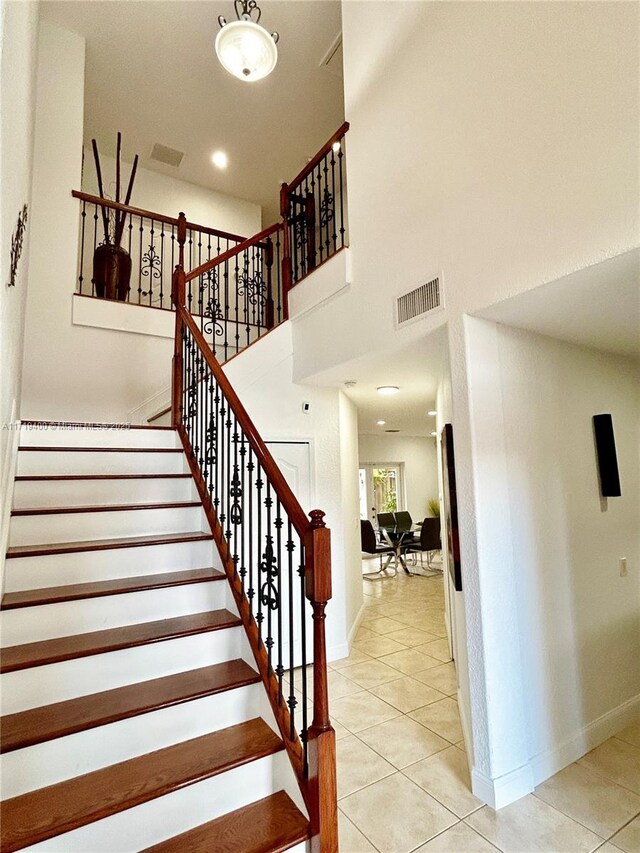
225,399,232,545
230,415,241,580
309,167,316,279
171,224,175,296
198,354,206,471
316,163,324,265
262,481,275,674
276,228,282,323
159,222,165,308
330,146,337,254
180,327,187,428
223,258,230,362
286,520,296,738
235,249,243,357
213,379,221,518
127,214,133,290
92,205,99,296
203,371,210,496
138,217,144,304
275,497,284,701
238,434,247,595
244,247,251,349
299,535,308,764
78,201,86,294
256,462,264,644
188,230,194,311
338,141,345,249
218,394,226,535
247,446,255,614
323,153,331,258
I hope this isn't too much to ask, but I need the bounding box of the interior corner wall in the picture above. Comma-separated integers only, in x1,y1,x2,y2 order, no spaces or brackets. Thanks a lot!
223,323,362,661
20,22,172,422
0,0,39,577
81,151,261,241
495,323,640,781
358,433,438,521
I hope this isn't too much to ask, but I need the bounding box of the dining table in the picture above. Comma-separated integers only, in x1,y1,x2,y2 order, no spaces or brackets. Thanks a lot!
377,522,422,575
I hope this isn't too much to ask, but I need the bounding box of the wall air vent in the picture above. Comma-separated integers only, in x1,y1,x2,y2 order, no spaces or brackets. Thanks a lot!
149,143,184,168
395,277,443,327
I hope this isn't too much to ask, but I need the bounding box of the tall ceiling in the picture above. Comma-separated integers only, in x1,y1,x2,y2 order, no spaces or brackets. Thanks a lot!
41,0,345,223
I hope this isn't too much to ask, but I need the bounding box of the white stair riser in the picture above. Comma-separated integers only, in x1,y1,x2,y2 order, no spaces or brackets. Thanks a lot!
19,427,180,449
9,505,207,547
3,539,220,592
1,684,271,798
12,477,197,509
16,450,187,477
0,582,234,647
1,627,243,714
22,752,291,853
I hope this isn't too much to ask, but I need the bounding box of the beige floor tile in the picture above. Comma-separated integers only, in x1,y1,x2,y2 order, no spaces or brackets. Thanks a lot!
417,638,452,662
341,659,404,690
578,738,640,794
337,734,396,799
413,663,458,696
358,715,450,769
340,773,457,853
338,809,377,853
404,745,482,818
329,669,364,700
610,816,640,853
466,794,604,852
371,676,447,713
362,616,408,635
414,822,499,852
333,718,350,739
331,690,401,733
331,647,374,670
379,648,442,675
355,627,381,645
353,635,409,658
534,761,640,838
386,627,438,647
616,721,640,750
594,844,625,853
410,697,463,744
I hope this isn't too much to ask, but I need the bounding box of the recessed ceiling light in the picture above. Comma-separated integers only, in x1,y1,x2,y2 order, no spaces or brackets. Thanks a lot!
428,410,437,416
377,385,400,396
211,150,228,169
377,420,386,426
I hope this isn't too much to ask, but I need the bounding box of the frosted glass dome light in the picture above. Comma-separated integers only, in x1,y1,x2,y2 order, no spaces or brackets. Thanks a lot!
215,3,279,82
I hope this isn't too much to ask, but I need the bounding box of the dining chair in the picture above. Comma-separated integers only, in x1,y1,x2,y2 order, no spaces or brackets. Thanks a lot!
405,517,442,570
361,519,396,581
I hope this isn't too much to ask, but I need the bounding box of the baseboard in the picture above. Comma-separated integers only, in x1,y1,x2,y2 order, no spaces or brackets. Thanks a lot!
471,762,534,811
326,600,366,665
529,691,640,786
0,402,20,597
128,385,170,425
457,687,473,759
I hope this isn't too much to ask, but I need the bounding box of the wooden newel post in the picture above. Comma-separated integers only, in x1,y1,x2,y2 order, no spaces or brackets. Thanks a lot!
171,212,187,429
305,509,338,853
280,183,292,320
264,236,275,330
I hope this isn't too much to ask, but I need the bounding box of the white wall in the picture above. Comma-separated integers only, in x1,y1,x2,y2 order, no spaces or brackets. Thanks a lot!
496,324,640,779
0,0,39,574
358,433,438,522
223,322,362,661
81,151,261,240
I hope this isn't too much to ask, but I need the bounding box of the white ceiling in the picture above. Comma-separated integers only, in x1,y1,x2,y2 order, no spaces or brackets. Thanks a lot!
41,0,345,224
478,249,640,360
316,326,449,437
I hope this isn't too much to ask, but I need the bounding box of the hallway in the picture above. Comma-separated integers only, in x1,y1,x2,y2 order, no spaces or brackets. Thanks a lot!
331,567,640,853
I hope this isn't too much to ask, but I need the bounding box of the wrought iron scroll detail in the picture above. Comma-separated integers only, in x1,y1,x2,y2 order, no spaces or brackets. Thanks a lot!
319,187,334,228
260,533,279,611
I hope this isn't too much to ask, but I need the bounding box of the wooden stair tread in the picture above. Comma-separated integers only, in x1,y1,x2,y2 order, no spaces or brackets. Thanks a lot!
19,446,182,453
15,474,192,480
0,659,260,753
0,718,283,853
11,501,201,516
6,530,213,559
1,567,225,610
0,609,240,673
142,791,310,853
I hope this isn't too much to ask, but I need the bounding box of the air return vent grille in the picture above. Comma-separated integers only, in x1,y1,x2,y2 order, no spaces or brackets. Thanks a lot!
396,277,442,326
149,143,184,168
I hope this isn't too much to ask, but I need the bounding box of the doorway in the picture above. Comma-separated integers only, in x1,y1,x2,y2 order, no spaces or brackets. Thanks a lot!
358,463,405,525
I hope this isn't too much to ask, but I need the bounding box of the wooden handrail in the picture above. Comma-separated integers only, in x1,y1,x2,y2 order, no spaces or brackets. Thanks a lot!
284,122,349,195
185,222,283,283
72,190,247,245
177,304,309,537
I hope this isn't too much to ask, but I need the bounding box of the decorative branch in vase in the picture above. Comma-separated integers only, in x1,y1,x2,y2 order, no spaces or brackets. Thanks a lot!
92,132,139,301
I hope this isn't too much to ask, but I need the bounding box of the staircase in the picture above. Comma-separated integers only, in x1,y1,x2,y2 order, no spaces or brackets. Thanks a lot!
0,423,311,852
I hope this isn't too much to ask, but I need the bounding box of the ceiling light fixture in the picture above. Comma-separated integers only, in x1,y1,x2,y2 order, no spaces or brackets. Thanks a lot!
377,385,400,396
377,420,386,426
215,0,279,82
428,410,437,416
211,150,228,169
332,141,341,153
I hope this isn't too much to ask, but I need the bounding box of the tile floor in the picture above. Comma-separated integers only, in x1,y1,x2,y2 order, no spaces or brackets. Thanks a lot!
327,559,640,853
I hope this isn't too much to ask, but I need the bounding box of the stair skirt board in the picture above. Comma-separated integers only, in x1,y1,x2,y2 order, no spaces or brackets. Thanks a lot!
1,426,312,853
